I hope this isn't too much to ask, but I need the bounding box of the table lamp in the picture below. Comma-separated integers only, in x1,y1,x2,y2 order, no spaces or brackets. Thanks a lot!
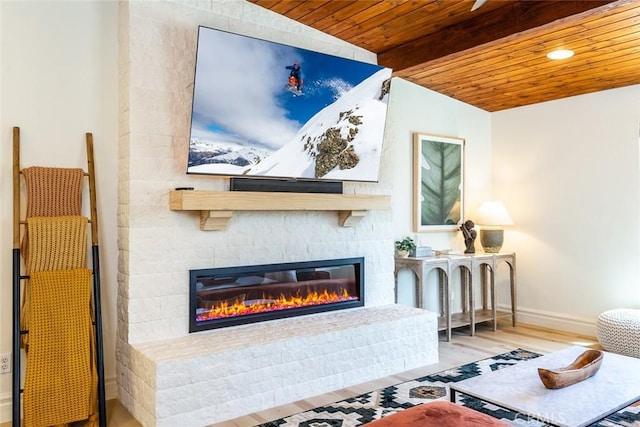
476,201,513,253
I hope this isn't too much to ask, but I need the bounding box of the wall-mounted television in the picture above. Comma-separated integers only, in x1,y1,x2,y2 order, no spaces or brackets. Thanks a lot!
187,26,392,183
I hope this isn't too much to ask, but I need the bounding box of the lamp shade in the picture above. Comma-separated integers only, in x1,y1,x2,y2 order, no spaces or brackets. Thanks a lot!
476,201,514,226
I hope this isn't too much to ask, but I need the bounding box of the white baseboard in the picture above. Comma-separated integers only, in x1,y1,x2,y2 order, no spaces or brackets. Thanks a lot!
506,304,597,338
105,375,118,401
0,376,118,424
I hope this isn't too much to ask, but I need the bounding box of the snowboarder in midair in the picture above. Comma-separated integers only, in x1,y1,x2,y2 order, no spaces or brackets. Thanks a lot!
286,62,303,92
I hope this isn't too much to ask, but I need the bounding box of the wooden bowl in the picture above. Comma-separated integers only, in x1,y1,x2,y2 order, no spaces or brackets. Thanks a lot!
538,349,603,389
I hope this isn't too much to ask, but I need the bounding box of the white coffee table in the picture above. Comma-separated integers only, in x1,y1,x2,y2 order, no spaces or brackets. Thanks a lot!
449,345,640,427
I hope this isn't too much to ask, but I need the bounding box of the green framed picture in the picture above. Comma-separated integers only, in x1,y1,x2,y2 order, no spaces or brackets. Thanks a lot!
413,133,465,232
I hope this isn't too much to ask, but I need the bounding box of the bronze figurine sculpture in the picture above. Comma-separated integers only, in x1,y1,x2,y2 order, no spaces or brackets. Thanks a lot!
460,220,477,254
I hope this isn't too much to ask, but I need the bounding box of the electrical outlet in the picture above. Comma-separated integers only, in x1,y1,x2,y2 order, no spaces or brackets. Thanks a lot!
0,353,11,374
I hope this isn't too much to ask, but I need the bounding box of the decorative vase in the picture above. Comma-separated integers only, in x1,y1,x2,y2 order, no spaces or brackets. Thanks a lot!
396,249,409,258
480,228,503,253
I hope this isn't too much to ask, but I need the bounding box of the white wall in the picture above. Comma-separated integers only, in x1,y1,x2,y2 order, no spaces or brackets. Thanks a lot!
493,86,640,334
0,1,119,420
389,78,493,311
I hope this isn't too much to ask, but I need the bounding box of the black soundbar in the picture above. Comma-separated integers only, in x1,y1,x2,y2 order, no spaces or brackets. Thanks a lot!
230,177,343,194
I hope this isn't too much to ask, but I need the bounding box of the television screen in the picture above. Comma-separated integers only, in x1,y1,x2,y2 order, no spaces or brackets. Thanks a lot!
188,26,392,183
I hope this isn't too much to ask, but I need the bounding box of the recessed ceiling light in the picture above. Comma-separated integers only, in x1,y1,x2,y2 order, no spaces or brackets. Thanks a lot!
547,49,574,60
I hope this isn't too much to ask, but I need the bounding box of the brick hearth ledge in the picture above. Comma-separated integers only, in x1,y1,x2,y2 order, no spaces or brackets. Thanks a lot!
117,304,438,426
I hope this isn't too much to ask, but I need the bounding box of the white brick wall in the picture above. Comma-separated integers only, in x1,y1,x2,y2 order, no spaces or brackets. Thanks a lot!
117,1,438,425
119,0,394,345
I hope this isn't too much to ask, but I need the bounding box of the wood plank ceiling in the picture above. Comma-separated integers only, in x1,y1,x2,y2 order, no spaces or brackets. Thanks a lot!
248,0,640,112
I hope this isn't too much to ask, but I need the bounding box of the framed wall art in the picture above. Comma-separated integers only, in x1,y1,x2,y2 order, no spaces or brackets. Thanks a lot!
413,133,465,232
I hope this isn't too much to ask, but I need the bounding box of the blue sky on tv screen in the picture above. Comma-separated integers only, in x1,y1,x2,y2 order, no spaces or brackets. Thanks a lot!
190,26,386,151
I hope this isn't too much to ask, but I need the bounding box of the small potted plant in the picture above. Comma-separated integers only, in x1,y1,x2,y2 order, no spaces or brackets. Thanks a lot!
394,236,416,257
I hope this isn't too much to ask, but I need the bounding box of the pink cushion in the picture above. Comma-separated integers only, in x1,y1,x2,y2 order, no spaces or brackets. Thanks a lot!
366,401,509,427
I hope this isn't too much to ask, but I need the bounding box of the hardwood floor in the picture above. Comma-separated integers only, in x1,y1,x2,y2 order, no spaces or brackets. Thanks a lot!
211,322,601,427
3,322,601,427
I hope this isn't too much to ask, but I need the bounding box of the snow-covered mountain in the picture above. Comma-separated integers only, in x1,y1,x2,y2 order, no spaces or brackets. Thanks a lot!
247,68,392,181
188,139,272,175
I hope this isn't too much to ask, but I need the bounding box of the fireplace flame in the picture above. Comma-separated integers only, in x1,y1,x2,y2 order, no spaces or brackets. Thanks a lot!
197,288,357,322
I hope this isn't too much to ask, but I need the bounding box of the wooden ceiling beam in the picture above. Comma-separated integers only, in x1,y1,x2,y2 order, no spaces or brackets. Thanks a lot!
377,0,615,72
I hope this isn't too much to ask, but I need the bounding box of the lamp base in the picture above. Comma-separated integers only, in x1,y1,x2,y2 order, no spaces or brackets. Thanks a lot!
480,228,503,253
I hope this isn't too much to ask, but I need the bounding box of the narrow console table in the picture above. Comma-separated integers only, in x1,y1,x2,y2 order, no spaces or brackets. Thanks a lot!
394,253,516,341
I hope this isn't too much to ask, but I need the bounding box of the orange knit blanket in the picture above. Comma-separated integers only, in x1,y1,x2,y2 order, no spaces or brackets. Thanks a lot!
20,166,85,258
23,269,97,427
22,166,84,218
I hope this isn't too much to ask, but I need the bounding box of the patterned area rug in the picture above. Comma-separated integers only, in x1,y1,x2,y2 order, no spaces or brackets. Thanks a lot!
258,348,640,427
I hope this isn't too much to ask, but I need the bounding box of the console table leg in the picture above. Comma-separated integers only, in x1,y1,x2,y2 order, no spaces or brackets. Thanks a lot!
393,272,399,303
415,267,424,309
481,264,489,310
510,263,517,326
443,273,452,342
491,270,497,331
467,269,475,336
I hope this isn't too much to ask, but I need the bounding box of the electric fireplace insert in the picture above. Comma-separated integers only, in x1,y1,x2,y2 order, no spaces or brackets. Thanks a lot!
189,257,364,332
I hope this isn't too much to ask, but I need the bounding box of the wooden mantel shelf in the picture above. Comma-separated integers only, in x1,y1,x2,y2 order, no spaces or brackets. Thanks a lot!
169,190,391,231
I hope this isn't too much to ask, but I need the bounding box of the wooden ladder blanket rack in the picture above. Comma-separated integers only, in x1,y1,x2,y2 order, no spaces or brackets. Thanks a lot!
12,126,107,426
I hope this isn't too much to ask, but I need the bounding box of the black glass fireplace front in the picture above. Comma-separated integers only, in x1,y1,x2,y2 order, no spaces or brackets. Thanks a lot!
189,257,364,332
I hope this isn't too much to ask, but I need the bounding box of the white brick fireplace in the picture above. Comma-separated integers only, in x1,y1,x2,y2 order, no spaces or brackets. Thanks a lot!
116,1,438,425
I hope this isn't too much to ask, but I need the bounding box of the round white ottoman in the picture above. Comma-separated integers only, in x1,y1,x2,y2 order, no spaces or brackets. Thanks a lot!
596,309,640,358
